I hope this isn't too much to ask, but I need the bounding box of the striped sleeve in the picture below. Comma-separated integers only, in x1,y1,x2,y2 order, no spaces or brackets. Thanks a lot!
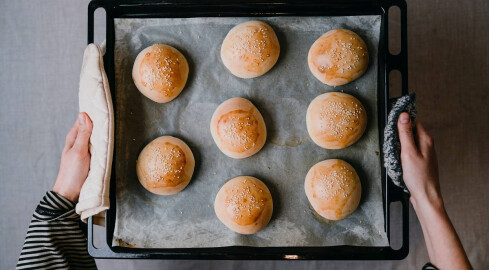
16,191,97,270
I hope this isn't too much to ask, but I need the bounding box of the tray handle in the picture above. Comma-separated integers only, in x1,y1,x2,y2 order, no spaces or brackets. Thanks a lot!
386,0,408,96
384,0,410,259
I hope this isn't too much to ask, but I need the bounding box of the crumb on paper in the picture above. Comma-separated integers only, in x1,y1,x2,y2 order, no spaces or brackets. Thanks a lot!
375,151,379,156
115,238,136,248
285,255,299,259
267,166,271,170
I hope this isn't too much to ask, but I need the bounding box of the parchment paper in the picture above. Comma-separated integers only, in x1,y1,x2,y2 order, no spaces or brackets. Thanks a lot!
112,16,388,248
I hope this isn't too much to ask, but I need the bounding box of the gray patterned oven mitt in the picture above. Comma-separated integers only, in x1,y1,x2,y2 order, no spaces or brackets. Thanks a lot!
383,93,416,194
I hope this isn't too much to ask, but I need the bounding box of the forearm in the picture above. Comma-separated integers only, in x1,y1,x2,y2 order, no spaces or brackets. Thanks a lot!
412,193,471,270
17,191,96,270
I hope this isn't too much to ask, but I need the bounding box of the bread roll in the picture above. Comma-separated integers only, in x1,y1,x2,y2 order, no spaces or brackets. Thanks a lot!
304,159,361,220
210,97,267,159
136,136,194,195
221,20,280,78
308,29,369,86
132,44,189,103
214,176,273,234
306,92,367,149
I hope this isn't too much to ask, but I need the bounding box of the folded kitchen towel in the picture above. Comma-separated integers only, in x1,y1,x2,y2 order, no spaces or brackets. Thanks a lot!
76,43,114,225
383,93,416,194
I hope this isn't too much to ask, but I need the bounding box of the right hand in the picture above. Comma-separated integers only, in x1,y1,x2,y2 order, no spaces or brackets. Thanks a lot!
397,112,442,207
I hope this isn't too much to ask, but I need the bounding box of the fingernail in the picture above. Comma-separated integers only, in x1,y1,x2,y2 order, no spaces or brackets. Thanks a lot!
400,113,410,124
78,113,86,125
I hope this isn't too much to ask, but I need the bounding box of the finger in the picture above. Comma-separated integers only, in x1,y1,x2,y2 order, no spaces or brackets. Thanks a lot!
64,118,80,151
73,112,93,152
397,112,419,155
415,121,434,157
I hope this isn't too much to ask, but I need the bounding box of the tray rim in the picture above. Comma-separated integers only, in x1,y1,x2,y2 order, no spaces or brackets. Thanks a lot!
87,0,410,260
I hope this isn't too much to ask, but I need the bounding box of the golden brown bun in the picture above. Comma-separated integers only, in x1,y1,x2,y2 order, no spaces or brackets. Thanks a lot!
132,44,189,103
210,97,267,159
306,92,367,149
214,176,273,234
221,20,280,78
308,29,369,86
304,159,361,220
136,136,195,195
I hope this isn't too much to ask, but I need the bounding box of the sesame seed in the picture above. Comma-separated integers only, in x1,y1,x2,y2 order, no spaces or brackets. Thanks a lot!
225,178,268,222
217,109,259,152
317,97,363,139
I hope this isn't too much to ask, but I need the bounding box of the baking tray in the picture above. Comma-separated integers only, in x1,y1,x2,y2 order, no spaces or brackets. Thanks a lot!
87,0,409,260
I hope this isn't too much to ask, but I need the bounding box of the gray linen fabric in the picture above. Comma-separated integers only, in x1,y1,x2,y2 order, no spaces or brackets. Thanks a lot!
383,93,416,194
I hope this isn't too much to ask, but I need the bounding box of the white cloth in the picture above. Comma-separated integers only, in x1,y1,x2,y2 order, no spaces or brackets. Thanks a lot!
76,43,114,225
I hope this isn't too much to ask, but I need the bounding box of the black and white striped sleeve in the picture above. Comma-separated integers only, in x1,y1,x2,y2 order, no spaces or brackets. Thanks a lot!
16,191,97,270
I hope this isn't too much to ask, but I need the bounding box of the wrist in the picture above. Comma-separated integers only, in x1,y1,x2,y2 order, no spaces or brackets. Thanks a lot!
52,182,79,202
410,185,444,213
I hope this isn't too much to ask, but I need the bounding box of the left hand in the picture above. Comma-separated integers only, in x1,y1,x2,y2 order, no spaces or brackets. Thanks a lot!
53,112,93,202
397,112,441,208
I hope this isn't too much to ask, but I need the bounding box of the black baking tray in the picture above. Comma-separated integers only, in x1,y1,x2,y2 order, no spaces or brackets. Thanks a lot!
87,0,409,260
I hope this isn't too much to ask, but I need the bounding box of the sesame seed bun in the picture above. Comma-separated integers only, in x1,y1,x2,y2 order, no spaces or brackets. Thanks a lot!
210,97,267,159
136,136,195,195
214,176,273,234
308,29,369,86
220,20,280,79
132,44,189,103
304,159,361,221
306,92,367,149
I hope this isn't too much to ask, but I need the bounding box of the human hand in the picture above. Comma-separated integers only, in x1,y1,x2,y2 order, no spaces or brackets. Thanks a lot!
397,112,442,208
398,115,472,270
53,113,93,202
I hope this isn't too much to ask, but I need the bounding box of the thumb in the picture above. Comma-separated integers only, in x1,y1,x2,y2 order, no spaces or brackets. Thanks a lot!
397,112,418,155
73,113,93,151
